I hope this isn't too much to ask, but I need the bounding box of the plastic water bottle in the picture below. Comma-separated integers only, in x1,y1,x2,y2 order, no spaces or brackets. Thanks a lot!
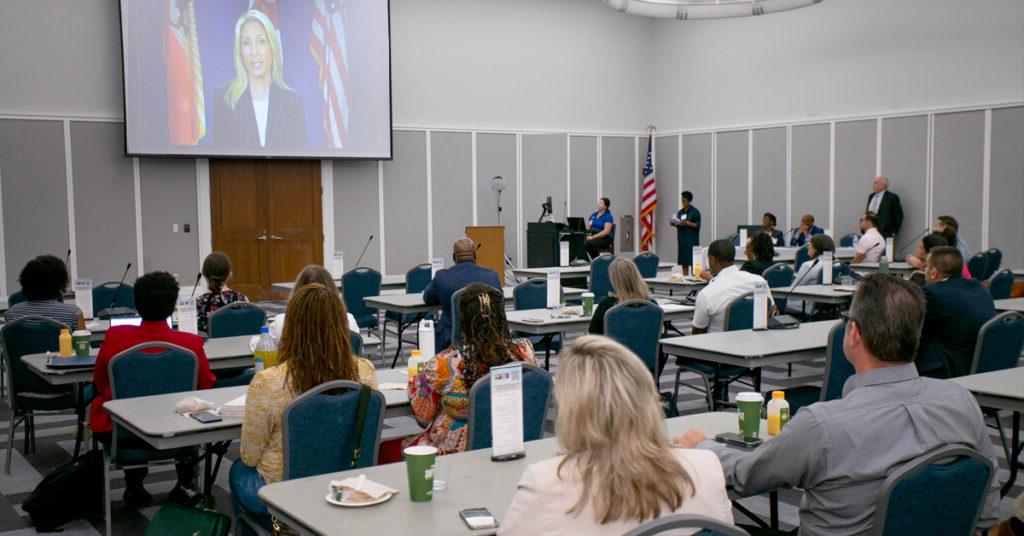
254,358,265,373
767,391,790,436
254,326,278,368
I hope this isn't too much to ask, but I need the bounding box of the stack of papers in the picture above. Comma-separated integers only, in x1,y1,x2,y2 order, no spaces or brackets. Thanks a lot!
218,395,246,418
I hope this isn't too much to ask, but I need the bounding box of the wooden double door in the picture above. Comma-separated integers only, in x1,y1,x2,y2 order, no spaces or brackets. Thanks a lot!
210,160,323,301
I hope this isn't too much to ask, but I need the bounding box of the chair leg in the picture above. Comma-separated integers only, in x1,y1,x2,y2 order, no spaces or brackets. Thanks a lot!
787,363,792,377
22,415,32,455
992,411,1012,465
103,454,112,536
5,415,21,474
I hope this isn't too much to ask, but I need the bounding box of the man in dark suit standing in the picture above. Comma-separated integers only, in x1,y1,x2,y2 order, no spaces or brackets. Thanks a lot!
423,237,501,352
916,246,996,378
865,176,903,238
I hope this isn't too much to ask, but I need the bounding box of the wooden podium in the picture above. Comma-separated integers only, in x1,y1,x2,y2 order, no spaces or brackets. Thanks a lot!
465,226,506,286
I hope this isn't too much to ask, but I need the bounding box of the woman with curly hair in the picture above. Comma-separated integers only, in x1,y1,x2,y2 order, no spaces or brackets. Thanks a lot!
740,232,775,276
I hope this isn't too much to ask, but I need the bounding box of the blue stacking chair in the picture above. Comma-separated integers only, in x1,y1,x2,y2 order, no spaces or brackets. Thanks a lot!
726,233,740,246
840,233,858,248
449,287,469,348
605,300,664,384
762,263,793,312
632,252,660,279
624,514,750,536
6,291,26,308
105,342,198,536
969,312,1024,467
512,279,562,370
870,446,993,536
966,253,988,280
782,322,853,415
386,264,432,368
207,302,267,338
466,363,552,451
349,331,364,356
831,260,852,281
983,248,1002,281
341,267,382,331
1,317,81,474
92,282,134,317
590,254,615,302
988,269,1014,300
794,244,811,271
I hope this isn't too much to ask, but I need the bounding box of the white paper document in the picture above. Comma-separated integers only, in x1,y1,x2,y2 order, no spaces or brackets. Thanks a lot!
75,279,94,320
546,269,560,308
331,251,345,279
739,229,748,246
176,296,199,334
218,394,247,418
489,363,525,460
430,258,444,278
753,282,769,331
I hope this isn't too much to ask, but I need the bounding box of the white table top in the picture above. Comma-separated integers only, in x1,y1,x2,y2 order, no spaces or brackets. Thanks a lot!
660,320,839,368
506,302,694,335
364,287,587,315
770,284,856,304
849,261,915,273
769,247,856,262
514,262,673,278
259,411,767,536
272,275,407,294
994,298,1024,313
949,367,1024,412
645,276,708,291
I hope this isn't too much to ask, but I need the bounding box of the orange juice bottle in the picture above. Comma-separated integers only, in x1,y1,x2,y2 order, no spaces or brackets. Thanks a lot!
58,328,74,358
766,391,790,436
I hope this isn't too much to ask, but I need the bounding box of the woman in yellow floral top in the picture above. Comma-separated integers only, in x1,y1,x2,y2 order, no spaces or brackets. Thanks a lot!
229,283,377,524
408,283,535,455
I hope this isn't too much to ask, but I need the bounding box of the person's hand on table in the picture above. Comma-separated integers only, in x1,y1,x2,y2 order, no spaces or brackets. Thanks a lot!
672,429,707,448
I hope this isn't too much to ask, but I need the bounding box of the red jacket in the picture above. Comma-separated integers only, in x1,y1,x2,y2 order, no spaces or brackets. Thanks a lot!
90,321,216,433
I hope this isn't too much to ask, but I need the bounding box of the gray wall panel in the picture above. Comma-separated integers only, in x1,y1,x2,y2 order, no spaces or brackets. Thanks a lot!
714,131,749,239
430,132,473,257
834,120,876,240
0,119,69,293
752,128,787,232
601,137,635,254
988,106,1024,268
383,131,428,274
475,134,517,264
522,134,567,262
681,134,712,245
790,124,830,235
569,136,597,220
139,158,199,278
70,121,137,283
933,111,985,253
333,160,381,273
654,135,679,264
881,116,929,253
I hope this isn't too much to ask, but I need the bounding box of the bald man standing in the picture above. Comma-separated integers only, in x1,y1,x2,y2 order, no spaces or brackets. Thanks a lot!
422,237,501,352
865,176,903,238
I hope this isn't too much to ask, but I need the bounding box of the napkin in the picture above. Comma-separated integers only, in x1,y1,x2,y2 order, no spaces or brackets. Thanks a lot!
668,273,684,281
330,475,398,504
175,396,213,414
561,306,583,317
218,395,247,418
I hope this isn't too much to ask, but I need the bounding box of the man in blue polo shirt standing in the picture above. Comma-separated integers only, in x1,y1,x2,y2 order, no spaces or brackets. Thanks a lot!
586,197,615,259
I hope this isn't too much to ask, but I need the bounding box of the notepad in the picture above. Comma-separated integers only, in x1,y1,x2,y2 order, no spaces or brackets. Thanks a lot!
218,395,247,418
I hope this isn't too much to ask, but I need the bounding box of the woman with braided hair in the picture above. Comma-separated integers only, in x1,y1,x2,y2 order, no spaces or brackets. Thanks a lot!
407,282,535,454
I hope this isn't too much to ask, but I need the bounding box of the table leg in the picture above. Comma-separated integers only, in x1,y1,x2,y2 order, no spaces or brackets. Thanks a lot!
1001,411,1020,497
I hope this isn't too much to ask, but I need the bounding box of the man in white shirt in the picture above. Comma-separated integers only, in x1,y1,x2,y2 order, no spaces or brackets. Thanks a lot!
852,212,885,264
692,239,768,334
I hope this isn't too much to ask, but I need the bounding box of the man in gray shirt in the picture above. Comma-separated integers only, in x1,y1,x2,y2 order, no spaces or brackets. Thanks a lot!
674,274,1000,535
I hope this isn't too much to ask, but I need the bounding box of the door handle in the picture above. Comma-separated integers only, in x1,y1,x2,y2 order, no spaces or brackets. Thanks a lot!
257,231,268,241
270,234,283,240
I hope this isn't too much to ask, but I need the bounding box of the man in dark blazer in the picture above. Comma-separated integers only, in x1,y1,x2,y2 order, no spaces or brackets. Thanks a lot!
423,237,501,352
865,176,903,238
916,246,995,378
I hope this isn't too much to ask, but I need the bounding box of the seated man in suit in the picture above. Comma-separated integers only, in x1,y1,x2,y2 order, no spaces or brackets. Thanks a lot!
692,239,768,334
675,274,1000,535
423,237,501,352
916,246,996,378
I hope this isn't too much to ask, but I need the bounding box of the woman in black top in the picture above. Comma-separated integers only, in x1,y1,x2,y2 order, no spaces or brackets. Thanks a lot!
588,258,655,335
740,233,775,276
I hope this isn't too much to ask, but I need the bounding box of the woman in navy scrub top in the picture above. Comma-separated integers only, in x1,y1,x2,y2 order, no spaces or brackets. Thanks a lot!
672,191,701,274
586,197,615,259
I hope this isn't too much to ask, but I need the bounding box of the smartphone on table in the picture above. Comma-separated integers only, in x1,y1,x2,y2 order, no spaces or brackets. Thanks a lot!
190,411,223,424
459,507,498,530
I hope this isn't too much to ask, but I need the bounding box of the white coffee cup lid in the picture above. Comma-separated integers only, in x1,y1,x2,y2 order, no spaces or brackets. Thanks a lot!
736,392,764,402
582,292,594,296
72,330,91,336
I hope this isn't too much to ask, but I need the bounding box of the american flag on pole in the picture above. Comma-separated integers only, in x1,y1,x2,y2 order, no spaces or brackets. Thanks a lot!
164,0,205,145
639,133,657,252
310,0,350,148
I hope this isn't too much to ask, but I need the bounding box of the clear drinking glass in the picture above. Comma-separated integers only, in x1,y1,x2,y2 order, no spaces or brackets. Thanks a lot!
432,454,452,491
839,275,854,287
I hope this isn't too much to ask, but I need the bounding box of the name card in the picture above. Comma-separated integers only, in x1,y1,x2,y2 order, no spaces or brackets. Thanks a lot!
489,363,525,461
821,251,834,285
430,258,444,278
175,296,198,335
74,279,93,320
417,319,435,359
559,241,570,267
753,281,769,331
331,251,345,279
884,237,894,261
546,269,561,308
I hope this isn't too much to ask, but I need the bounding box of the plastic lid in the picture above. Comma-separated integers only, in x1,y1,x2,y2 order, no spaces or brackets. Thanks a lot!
260,326,269,334
736,392,763,402
772,391,785,400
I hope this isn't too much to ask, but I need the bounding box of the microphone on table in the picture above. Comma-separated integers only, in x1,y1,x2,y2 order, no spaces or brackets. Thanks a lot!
354,235,374,268
190,272,203,297
97,262,136,319
895,227,931,257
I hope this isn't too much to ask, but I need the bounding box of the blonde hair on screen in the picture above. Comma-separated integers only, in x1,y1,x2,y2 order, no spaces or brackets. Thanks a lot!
224,10,292,109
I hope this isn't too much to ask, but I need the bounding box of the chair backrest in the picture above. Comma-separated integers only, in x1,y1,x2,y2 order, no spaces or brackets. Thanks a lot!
794,244,811,271
590,254,615,302
108,342,199,401
832,260,852,280
722,292,754,332
966,253,988,280
513,278,556,311
840,233,858,248
821,322,854,402
632,252,660,279
207,302,267,338
282,380,386,480
405,263,432,294
726,233,740,247
7,290,26,307
604,300,664,382
1,316,73,404
349,331,364,355
341,267,383,326
988,269,1015,300
92,282,134,316
762,263,794,288
970,311,1024,375
622,514,750,536
450,286,469,347
869,446,993,536
466,363,552,451
983,248,1002,281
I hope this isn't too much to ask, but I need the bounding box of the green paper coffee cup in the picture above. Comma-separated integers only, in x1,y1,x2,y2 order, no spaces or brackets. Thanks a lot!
71,330,92,357
404,445,437,502
581,292,595,316
736,392,764,441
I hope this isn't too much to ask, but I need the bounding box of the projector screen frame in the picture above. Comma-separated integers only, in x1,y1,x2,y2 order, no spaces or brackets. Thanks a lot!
116,0,393,161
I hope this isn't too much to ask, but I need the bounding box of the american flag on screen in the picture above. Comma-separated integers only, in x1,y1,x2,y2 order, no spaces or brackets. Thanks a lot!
639,133,657,252
310,0,350,148
164,0,205,145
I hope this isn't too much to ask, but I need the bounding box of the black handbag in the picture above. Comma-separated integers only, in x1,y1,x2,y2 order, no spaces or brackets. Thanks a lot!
23,449,103,531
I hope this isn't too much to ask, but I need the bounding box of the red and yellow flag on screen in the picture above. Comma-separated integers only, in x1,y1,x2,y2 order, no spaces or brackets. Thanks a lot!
164,0,206,145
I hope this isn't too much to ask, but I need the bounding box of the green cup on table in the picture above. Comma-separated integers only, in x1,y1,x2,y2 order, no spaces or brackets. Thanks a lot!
581,292,595,316
71,330,92,357
404,445,437,502
736,392,764,441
